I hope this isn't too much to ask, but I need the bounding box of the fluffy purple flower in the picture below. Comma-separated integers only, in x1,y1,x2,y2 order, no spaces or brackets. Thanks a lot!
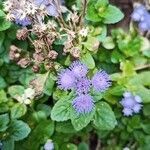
44,139,54,150
131,5,147,22
123,108,133,116
138,13,150,31
72,94,94,114
69,61,88,78
120,92,143,116
132,5,150,31
133,103,143,113
46,4,59,17
12,10,32,26
15,17,31,26
120,98,136,108
75,77,91,95
57,69,75,90
91,70,111,92
34,0,59,17
34,0,49,6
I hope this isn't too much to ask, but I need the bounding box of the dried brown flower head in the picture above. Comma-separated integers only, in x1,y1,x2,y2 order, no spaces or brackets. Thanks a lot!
16,27,29,40
17,58,31,68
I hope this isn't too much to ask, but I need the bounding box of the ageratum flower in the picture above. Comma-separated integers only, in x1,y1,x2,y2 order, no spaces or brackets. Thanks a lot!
34,0,59,17
72,94,94,114
91,70,111,92
120,92,143,116
57,61,112,114
15,17,32,26
132,5,150,31
131,5,147,22
44,139,54,150
46,4,59,17
122,108,133,116
57,69,76,90
138,13,150,31
69,61,88,78
75,77,91,95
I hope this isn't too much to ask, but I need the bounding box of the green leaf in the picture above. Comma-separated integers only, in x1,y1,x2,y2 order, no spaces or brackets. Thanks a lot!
2,139,14,150
81,52,95,69
0,19,11,31
83,36,100,51
32,111,47,122
140,37,150,57
143,104,150,116
91,90,103,102
36,104,51,117
103,5,124,24
95,0,109,9
11,103,27,119
96,25,107,42
0,32,5,47
102,36,115,49
111,50,124,63
108,85,125,96
56,121,77,133
128,116,141,130
0,10,5,18
120,61,136,77
55,34,68,45
141,123,150,134
86,1,101,22
8,85,25,100
71,109,95,131
118,35,141,57
0,76,7,89
93,102,117,130
51,93,74,121
0,103,9,113
0,114,9,132
44,73,55,96
134,86,150,103
61,143,77,150
0,90,8,103
78,142,89,150
8,120,31,141
0,10,11,31
26,120,54,149
137,71,150,86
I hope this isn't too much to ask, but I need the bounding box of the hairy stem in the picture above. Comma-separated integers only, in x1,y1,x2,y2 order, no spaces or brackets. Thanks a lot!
135,64,150,71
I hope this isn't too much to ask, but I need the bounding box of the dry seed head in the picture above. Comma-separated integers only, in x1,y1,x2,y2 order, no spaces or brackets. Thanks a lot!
16,27,29,40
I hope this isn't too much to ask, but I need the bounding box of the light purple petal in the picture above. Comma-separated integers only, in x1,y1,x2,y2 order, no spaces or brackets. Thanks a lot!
72,94,94,114
91,70,111,92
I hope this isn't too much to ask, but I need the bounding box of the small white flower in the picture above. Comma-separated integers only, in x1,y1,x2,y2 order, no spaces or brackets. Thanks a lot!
123,147,130,150
16,88,35,105
6,13,15,21
47,20,57,29
79,27,89,37
66,13,71,21
24,88,35,99
44,139,54,150
16,9,27,20
72,5,78,11
25,2,37,15
3,1,13,12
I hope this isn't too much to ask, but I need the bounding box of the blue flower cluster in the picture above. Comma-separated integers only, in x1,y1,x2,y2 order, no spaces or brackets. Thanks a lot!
35,0,59,17
132,5,150,31
120,92,143,116
57,61,111,114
